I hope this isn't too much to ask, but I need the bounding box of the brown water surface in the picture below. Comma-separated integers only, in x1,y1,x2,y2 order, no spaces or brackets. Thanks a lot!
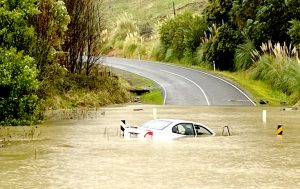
0,105,299,188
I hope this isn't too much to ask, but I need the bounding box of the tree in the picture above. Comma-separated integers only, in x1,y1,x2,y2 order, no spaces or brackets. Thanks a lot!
231,0,262,29
202,24,241,70
33,0,70,72
0,0,39,51
0,0,41,125
0,48,40,125
63,0,106,75
159,12,207,60
204,0,234,26
288,20,300,46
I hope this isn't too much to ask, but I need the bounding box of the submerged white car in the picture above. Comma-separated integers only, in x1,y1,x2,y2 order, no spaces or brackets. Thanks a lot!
120,119,215,140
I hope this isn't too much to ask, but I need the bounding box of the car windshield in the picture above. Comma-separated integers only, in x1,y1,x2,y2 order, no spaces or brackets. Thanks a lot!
141,120,172,130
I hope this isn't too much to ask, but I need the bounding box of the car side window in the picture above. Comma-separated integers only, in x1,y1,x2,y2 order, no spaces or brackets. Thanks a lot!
194,124,212,135
172,123,195,135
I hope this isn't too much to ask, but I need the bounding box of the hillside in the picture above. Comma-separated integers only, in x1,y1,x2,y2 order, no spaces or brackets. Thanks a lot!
104,0,207,23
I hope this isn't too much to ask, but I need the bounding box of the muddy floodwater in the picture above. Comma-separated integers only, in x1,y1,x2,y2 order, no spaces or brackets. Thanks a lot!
0,105,299,188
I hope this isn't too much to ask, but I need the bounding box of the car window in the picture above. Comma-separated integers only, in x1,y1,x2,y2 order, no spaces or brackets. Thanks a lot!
172,123,195,135
141,120,172,130
194,124,212,135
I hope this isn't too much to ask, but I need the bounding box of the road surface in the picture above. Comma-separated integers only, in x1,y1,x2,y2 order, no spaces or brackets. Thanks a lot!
104,57,255,106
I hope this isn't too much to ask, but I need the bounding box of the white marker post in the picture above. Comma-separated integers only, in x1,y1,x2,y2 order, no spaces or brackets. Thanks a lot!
213,61,216,72
153,108,157,119
262,110,267,123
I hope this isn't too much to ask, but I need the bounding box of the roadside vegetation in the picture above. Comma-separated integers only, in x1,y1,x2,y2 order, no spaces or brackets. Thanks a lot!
1,0,300,125
106,0,300,105
0,0,130,126
113,69,163,105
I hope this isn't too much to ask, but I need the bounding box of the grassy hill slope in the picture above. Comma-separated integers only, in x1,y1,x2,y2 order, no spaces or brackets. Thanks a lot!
104,0,207,23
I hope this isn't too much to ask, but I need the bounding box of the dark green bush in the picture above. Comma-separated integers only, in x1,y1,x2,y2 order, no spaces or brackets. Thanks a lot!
138,22,153,38
288,20,300,46
0,48,41,125
159,12,207,61
201,24,241,70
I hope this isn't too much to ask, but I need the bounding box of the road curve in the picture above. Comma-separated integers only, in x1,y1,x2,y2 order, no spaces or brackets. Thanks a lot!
104,57,255,106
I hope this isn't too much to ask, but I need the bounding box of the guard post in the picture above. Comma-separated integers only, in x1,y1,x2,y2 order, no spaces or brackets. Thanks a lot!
277,125,283,136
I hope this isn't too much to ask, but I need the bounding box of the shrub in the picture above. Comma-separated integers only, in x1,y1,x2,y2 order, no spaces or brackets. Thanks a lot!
0,48,41,125
201,24,241,70
138,22,153,38
234,39,256,70
40,64,130,109
159,12,207,61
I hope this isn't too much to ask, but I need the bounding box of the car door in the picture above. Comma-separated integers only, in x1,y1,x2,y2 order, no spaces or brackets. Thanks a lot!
172,123,195,136
194,124,213,136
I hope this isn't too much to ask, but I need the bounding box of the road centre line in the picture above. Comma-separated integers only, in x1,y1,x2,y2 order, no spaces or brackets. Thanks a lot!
160,70,210,105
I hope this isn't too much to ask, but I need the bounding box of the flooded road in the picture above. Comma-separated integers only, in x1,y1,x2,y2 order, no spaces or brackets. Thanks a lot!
0,105,299,188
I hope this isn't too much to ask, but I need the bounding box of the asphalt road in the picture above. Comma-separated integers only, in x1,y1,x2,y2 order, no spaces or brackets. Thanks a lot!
104,57,255,106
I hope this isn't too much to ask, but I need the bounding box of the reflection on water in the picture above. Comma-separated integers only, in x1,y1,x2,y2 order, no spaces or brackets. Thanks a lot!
0,105,299,188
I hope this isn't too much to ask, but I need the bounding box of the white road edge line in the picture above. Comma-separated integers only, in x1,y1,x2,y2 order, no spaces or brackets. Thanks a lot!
161,70,210,105
161,85,167,105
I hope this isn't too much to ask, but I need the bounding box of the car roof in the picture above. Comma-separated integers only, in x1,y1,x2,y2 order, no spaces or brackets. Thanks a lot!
155,119,197,124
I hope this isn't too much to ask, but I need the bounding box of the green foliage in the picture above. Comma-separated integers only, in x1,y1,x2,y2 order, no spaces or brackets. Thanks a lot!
159,12,207,62
234,39,255,70
251,0,289,45
138,22,153,38
0,0,39,52
0,48,40,125
231,0,261,29
202,24,241,70
33,0,70,71
287,0,300,20
204,0,233,26
288,20,300,46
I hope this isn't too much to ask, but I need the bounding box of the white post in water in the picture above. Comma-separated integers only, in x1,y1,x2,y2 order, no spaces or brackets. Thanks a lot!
153,108,157,119
262,110,267,123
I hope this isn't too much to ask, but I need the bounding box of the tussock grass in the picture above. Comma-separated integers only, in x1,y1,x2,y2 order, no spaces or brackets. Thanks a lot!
251,42,300,103
110,13,138,46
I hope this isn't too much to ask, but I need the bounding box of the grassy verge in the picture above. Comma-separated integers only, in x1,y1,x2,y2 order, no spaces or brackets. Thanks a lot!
111,68,163,105
215,71,288,105
140,89,163,104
